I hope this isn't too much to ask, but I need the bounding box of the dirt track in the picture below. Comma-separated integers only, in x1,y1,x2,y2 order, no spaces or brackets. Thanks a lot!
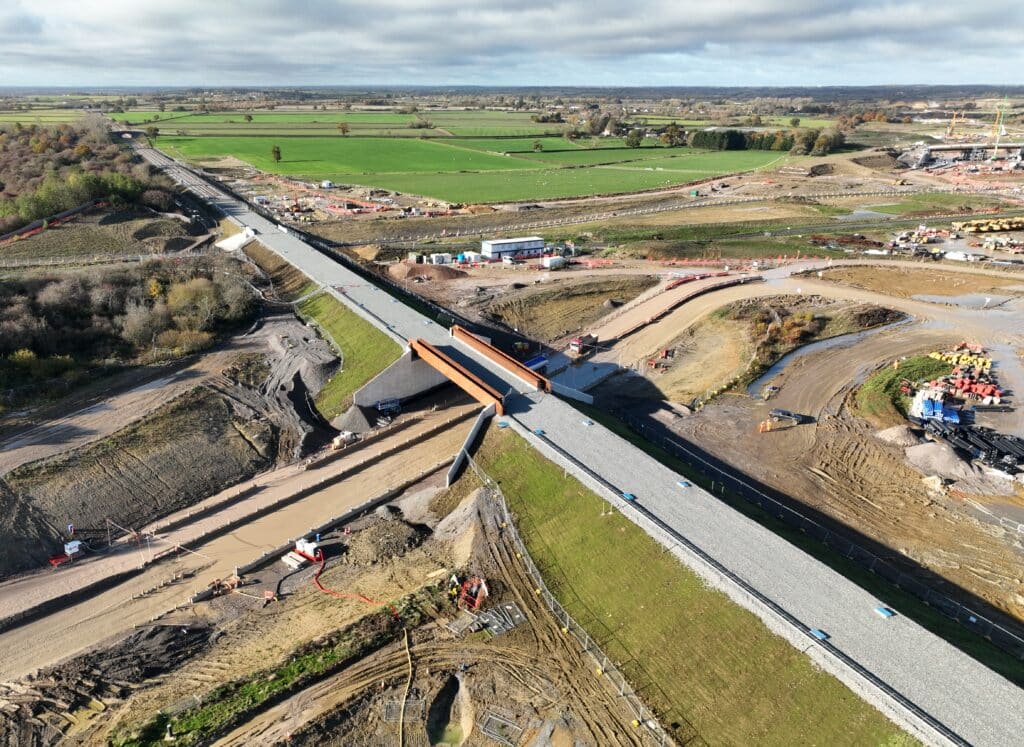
590,258,1024,622
0,312,334,476
0,345,251,477
214,490,651,747
0,411,473,682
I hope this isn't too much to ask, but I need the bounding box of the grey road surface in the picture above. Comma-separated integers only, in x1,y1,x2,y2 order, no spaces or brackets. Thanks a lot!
139,146,1024,746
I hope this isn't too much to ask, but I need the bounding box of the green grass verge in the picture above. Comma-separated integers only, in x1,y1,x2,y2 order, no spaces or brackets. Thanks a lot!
476,428,916,746
853,355,953,425
296,292,402,419
568,403,1024,688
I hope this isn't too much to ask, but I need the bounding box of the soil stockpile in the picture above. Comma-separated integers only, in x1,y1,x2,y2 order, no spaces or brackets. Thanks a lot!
875,425,921,447
0,387,276,577
345,510,430,565
388,263,467,282
484,275,658,343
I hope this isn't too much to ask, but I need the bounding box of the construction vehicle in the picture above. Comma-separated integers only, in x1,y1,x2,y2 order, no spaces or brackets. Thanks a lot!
48,540,85,568
458,576,489,611
769,408,807,425
331,431,359,450
944,111,965,140
569,333,598,358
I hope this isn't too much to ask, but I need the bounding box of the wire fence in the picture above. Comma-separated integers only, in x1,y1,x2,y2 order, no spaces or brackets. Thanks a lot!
465,454,676,747
611,409,1024,661
507,421,974,746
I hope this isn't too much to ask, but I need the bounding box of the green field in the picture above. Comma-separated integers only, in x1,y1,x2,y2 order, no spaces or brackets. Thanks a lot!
296,291,402,419
476,428,912,746
160,136,541,175
142,107,799,202
0,108,89,123
607,150,788,172
111,108,562,137
346,167,716,202
160,134,783,202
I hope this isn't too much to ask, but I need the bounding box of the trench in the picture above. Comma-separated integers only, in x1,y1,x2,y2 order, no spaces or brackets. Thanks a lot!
425,673,468,746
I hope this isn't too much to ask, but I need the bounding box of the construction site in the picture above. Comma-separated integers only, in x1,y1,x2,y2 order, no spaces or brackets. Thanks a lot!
6,93,1024,747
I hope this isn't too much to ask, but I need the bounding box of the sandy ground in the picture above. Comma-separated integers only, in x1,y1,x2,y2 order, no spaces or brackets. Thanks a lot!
0,406,475,628
585,257,1024,621
0,312,331,476
570,259,1024,375
665,325,1024,621
210,490,650,747
0,344,253,476
0,411,474,682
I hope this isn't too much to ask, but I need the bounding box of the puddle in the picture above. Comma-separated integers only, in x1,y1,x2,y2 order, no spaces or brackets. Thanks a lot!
911,293,1012,308
748,318,913,397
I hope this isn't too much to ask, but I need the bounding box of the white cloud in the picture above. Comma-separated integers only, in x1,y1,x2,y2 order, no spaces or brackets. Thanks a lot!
1,0,1022,86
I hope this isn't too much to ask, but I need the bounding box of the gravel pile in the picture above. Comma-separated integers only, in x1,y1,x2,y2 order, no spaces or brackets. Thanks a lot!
875,425,921,447
904,441,1016,495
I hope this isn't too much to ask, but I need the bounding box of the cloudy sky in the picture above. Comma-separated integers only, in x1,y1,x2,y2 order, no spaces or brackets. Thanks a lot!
2,1,1022,87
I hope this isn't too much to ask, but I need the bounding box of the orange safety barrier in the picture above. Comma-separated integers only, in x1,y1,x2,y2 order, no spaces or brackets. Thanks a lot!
409,338,505,415
450,325,550,393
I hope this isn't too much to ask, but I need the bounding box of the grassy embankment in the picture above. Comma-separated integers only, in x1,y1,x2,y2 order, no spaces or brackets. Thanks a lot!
242,242,401,419
853,355,954,426
474,427,916,746
296,292,401,419
243,241,318,301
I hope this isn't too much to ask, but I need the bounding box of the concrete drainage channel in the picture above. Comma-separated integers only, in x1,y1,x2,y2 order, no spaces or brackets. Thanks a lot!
504,418,968,747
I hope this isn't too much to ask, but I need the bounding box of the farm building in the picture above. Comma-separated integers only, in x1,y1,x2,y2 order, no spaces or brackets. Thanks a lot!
481,236,545,260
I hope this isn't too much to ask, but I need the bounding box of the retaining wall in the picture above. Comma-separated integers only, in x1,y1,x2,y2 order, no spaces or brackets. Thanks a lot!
446,404,495,487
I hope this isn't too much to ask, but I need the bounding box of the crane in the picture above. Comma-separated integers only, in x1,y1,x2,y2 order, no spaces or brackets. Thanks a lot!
945,110,964,140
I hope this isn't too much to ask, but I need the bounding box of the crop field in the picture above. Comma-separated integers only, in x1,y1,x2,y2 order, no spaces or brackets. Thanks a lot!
625,115,836,129
444,136,586,153
160,133,785,202
160,136,541,175
353,167,724,202
606,150,788,173
477,428,910,746
0,108,88,124
111,108,562,137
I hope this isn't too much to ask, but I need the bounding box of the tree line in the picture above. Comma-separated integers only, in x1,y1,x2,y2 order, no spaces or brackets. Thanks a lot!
0,256,256,404
688,127,845,155
0,121,167,233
